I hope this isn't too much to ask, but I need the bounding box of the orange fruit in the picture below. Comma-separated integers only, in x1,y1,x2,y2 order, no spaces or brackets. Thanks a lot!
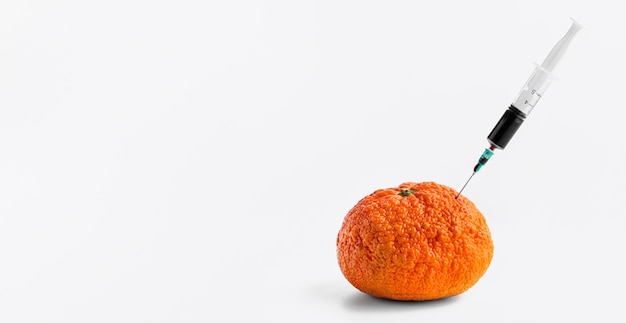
336,181,493,301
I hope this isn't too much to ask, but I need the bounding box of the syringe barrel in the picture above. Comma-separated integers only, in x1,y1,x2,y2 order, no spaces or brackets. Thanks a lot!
511,64,553,116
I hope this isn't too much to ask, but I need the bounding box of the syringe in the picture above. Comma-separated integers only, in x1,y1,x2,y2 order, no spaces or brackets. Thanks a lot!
457,19,582,198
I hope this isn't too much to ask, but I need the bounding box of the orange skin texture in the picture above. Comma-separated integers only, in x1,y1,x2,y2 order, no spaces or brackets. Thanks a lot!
337,182,494,301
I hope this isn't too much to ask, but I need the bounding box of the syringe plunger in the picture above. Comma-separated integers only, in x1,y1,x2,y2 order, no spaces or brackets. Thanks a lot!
512,19,582,116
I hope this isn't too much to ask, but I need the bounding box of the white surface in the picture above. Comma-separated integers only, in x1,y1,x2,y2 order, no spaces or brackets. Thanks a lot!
1,1,625,322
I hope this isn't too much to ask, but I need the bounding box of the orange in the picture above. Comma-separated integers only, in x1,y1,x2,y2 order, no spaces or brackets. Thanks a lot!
336,181,493,301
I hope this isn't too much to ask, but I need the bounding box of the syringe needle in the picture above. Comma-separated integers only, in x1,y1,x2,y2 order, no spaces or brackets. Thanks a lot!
456,172,475,199
457,147,494,199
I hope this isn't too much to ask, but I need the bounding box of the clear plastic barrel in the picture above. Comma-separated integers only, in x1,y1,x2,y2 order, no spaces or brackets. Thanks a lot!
512,64,553,115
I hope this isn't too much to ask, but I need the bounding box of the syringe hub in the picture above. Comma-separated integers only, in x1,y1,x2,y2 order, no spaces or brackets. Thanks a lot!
473,146,495,173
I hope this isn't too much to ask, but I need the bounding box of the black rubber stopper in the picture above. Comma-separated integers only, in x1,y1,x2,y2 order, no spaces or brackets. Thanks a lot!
487,105,526,149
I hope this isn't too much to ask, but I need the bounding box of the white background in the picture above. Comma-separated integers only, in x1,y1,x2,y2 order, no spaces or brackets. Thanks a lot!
1,1,625,322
